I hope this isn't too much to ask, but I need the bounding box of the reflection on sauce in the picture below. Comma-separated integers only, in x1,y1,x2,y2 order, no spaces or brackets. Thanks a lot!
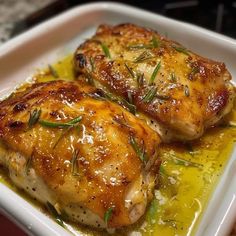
0,55,235,236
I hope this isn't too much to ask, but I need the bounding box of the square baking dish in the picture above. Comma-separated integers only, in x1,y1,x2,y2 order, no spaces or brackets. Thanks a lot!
0,2,236,236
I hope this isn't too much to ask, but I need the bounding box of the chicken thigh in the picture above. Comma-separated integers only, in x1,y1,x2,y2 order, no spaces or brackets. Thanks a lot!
74,23,235,141
0,80,161,229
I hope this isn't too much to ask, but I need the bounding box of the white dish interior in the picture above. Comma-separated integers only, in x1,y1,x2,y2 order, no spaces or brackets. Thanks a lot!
0,2,235,236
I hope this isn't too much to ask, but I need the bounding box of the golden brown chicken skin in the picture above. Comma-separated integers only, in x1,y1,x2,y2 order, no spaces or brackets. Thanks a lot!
0,80,161,229
74,23,235,141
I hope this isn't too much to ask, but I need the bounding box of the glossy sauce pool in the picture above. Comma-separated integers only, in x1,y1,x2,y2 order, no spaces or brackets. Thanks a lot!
0,55,235,236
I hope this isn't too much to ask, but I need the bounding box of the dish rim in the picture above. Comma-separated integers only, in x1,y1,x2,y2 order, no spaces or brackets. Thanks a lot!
0,2,235,236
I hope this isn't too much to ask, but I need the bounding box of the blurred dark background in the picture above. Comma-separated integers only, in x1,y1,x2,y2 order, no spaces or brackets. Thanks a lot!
10,0,236,39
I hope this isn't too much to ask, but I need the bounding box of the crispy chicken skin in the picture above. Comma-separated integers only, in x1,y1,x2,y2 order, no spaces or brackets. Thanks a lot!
0,80,161,229
74,23,235,141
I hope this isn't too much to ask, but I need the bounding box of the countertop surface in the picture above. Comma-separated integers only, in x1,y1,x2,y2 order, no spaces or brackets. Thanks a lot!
0,0,235,235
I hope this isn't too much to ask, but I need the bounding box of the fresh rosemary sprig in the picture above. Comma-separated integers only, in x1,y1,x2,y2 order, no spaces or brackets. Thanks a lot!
28,108,41,128
46,202,64,227
100,43,111,59
39,116,82,128
142,87,157,103
133,51,154,63
104,207,114,226
125,63,135,78
129,136,146,162
172,45,190,56
48,64,59,78
71,150,80,176
149,61,161,85
163,153,203,168
127,44,153,50
127,36,160,50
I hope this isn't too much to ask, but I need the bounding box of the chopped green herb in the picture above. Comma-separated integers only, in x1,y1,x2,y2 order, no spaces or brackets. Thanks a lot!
149,61,161,85
163,153,203,168
136,73,144,87
46,202,64,227
89,57,95,72
48,64,59,78
159,165,167,176
28,108,41,128
125,63,135,78
151,36,159,48
147,199,158,224
120,98,136,115
130,136,146,162
71,150,80,176
127,44,153,50
184,85,190,97
39,116,82,128
133,51,154,63
100,43,111,59
104,207,113,225
172,45,190,56
142,87,157,103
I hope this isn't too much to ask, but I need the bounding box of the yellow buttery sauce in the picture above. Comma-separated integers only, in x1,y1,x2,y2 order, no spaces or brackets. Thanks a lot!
0,55,235,236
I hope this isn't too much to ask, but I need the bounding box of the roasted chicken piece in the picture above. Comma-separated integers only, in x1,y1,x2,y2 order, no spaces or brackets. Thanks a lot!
74,23,235,141
0,80,161,229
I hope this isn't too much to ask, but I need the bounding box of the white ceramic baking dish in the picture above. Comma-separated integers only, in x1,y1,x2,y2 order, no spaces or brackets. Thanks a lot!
0,2,235,236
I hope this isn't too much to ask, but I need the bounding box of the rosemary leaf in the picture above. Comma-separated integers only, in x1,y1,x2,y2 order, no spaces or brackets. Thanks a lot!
71,150,80,176
147,199,158,224
136,73,144,87
172,45,190,56
48,64,59,78
101,43,111,59
125,63,135,78
89,57,95,72
142,87,157,103
184,85,190,97
151,36,159,48
130,136,146,162
120,98,136,115
28,108,41,128
46,202,64,227
134,51,153,63
39,116,82,128
149,61,161,85
127,44,153,50
164,153,203,168
159,165,167,176
104,207,114,226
